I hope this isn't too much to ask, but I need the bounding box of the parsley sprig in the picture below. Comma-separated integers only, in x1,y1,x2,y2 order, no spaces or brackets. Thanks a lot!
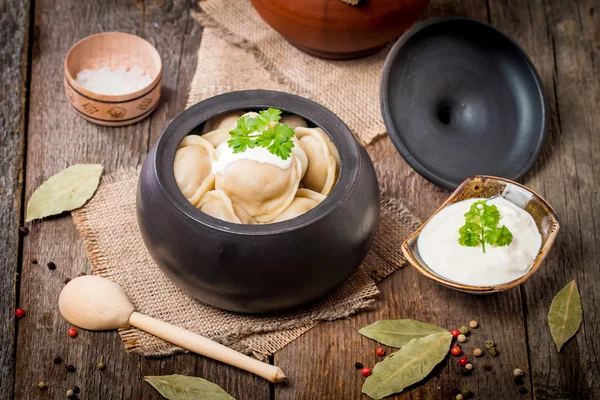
227,108,295,160
458,200,513,253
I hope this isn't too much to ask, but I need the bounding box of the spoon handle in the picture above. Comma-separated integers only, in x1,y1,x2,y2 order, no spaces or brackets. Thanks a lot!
129,312,286,383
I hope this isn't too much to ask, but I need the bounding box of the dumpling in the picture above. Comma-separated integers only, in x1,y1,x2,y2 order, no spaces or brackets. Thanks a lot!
201,111,242,133
173,135,217,205
270,189,326,223
281,114,308,129
291,136,308,179
202,128,231,148
295,127,340,195
197,190,256,224
215,156,302,222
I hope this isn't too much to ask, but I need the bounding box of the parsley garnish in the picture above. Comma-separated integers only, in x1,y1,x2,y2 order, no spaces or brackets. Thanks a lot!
458,200,513,253
227,108,295,160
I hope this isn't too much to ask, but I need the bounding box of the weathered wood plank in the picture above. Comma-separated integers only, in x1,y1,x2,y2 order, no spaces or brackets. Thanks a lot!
275,1,532,398
0,0,30,399
515,0,600,398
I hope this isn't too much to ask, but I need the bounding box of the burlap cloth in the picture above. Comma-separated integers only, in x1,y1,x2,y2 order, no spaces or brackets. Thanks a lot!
188,0,390,145
70,0,422,360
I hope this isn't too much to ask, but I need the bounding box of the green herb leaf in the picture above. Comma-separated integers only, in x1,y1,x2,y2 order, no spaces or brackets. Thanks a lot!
458,200,513,252
145,374,235,400
227,108,294,160
548,280,582,352
359,319,448,348
362,332,452,399
25,164,103,222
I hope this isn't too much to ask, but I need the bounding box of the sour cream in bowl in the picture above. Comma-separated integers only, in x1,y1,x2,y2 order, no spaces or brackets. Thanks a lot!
401,176,560,294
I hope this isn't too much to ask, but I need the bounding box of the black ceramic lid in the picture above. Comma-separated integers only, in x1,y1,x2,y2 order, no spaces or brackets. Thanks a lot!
380,17,547,190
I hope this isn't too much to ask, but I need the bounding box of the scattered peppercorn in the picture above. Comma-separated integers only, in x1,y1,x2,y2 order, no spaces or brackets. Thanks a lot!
485,340,499,357
451,345,462,356
473,348,483,357
513,368,523,377
459,357,469,367
361,367,372,377
456,394,464,400
97,362,106,371
47,262,56,270
376,348,385,357
73,385,80,394
19,226,29,236
31,258,38,264
68,327,78,338
465,363,473,371
355,362,363,369
37,381,47,390
519,386,528,394
489,347,499,357
451,329,461,338
15,308,25,318
77,272,86,277
461,388,471,397
458,326,470,336
469,320,478,329
64,278,71,284
457,334,467,343
66,389,75,398
66,364,76,373
54,356,63,364
483,363,492,371
484,340,495,348
514,376,524,385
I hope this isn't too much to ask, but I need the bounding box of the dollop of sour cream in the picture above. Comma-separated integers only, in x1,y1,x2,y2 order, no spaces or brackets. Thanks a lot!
211,136,293,175
417,197,542,286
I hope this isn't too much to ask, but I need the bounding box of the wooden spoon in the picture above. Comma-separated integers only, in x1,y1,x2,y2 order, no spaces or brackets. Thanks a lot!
58,275,286,383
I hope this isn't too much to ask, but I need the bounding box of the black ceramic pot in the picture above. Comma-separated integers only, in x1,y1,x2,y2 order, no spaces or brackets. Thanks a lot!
137,90,380,313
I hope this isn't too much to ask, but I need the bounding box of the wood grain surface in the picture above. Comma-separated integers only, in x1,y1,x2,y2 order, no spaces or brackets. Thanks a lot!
1,0,599,398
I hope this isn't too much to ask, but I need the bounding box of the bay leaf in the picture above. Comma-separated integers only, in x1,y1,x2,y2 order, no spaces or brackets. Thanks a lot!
145,374,235,400
362,332,452,399
25,164,103,222
359,319,448,348
548,280,582,352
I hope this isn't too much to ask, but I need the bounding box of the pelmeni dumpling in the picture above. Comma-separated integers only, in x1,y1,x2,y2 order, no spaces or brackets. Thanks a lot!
295,127,340,195
270,189,326,223
173,135,217,205
201,112,243,133
291,136,308,179
197,190,256,224
281,114,308,129
215,156,302,222
202,128,231,148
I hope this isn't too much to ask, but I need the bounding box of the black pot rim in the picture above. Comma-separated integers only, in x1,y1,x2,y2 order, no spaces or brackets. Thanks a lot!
152,90,361,236
380,16,548,190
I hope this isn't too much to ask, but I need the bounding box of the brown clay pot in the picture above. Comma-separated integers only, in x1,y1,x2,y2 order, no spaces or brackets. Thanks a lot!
250,0,431,60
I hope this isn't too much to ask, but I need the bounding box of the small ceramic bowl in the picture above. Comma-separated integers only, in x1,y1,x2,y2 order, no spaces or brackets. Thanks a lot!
137,90,380,313
64,32,162,127
402,176,559,294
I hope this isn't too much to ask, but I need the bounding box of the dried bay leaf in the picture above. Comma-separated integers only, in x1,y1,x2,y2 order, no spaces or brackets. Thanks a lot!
25,164,103,222
362,332,452,399
359,319,448,348
145,374,235,400
548,280,582,352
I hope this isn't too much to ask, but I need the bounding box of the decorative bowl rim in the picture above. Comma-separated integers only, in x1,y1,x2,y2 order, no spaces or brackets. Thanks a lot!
64,31,163,103
147,89,363,236
401,175,560,293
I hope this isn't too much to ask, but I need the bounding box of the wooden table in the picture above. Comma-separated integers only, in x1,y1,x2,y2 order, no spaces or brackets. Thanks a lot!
2,0,599,398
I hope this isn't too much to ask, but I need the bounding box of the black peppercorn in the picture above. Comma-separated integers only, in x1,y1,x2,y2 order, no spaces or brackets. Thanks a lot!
53,356,63,364
354,362,363,369
66,364,76,373
483,364,492,371
73,385,80,394
19,226,29,236
514,376,524,385
47,262,56,270
519,386,528,394
64,278,71,284
31,258,38,264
